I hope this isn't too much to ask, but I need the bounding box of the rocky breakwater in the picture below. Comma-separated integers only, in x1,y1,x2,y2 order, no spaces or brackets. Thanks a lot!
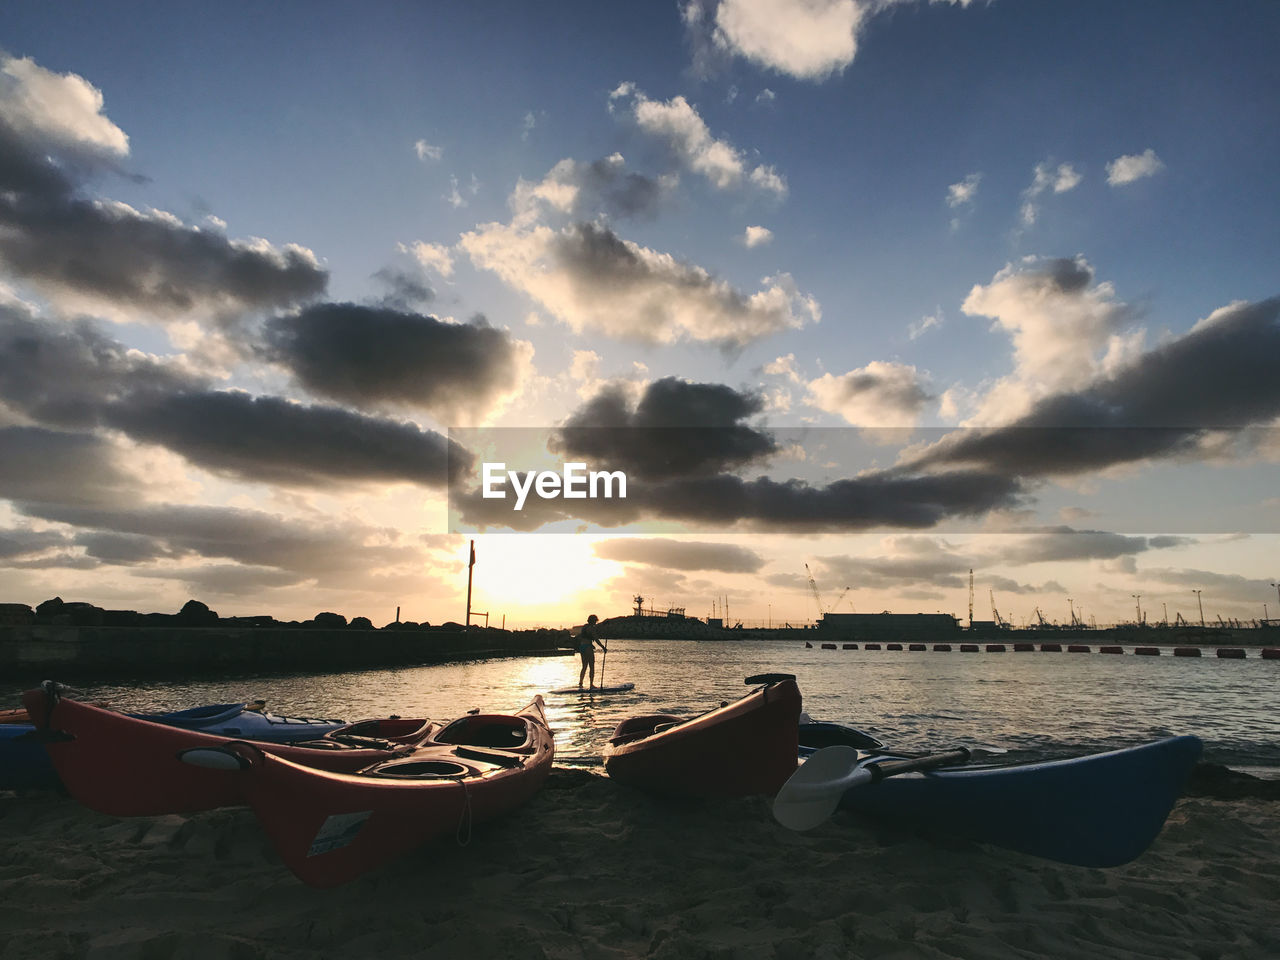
0,598,570,679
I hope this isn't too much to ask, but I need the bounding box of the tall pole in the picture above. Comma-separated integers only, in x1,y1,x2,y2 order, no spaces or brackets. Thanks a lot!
968,569,974,629
465,539,476,627
1193,589,1204,627
1132,594,1142,624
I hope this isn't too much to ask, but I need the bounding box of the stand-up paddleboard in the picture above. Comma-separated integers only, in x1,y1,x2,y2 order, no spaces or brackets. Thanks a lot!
549,682,635,695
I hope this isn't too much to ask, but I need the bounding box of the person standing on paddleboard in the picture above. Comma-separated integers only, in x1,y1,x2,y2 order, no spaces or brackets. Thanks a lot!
577,615,607,690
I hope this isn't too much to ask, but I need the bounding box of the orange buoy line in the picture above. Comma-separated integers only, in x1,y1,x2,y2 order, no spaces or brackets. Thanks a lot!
806,641,1280,659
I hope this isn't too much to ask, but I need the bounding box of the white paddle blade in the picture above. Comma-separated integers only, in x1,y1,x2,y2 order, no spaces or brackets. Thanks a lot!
773,745,868,832
178,747,249,771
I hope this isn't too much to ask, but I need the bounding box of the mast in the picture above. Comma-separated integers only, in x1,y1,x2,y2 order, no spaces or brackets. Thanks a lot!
968,569,974,629
465,539,475,627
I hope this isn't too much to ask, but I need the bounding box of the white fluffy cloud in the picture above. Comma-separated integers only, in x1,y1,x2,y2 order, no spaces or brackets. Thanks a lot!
404,240,455,278
460,219,818,347
0,54,129,160
807,361,933,426
610,83,787,197
961,257,1139,422
743,225,773,247
687,0,975,81
1106,148,1164,186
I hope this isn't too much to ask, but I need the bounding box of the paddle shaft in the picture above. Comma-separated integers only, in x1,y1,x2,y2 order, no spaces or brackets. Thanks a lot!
599,644,607,689
785,748,972,801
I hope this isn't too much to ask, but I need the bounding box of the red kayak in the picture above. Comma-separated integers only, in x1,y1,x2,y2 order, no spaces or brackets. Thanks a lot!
603,674,802,798
181,696,555,887
21,683,436,816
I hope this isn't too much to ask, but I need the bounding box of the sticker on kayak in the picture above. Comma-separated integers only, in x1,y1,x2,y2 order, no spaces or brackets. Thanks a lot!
307,811,372,857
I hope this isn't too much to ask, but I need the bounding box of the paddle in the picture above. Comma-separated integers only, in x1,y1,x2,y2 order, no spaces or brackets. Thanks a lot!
773,745,972,832
598,644,607,691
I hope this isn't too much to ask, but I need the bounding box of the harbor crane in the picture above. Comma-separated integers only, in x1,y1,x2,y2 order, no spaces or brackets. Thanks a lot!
805,564,852,616
990,590,1008,628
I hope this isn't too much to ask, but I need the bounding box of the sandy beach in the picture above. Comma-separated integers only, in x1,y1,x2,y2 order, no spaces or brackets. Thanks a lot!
2,769,1277,960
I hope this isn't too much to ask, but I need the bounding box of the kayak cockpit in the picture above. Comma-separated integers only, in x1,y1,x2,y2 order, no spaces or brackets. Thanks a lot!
433,714,532,751
608,714,682,745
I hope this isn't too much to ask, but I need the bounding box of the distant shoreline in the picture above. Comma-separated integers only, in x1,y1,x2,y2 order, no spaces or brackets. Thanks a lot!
0,622,572,682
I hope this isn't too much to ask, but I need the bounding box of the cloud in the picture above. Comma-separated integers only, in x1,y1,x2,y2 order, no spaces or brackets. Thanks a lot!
511,154,671,222
593,537,765,573
404,240,455,278
1020,161,1082,226
685,1,976,81
0,57,328,330
994,529,1196,564
708,0,868,80
960,256,1138,422
742,225,773,247
905,296,1280,479
0,309,473,489
553,377,779,480
807,361,934,426
371,266,435,311
763,353,802,383
0,54,129,163
17,499,428,588
609,84,786,197
0,426,158,509
460,218,819,347
457,453,1025,534
445,174,480,208
946,173,981,208
262,303,533,423
909,308,943,340
105,391,470,488
1107,148,1164,186
414,139,442,162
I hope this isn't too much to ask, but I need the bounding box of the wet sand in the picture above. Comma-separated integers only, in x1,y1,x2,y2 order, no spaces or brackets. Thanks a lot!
2,771,1278,959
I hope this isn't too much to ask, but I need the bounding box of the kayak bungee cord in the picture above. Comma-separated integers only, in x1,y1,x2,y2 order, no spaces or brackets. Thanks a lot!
455,778,473,847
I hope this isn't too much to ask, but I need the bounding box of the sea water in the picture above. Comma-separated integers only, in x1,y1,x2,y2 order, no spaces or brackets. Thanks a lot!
33,639,1280,772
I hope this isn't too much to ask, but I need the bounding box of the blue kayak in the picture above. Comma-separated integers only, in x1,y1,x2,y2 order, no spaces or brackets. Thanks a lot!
1,701,346,790
833,735,1202,867
127,702,347,742
0,725,56,789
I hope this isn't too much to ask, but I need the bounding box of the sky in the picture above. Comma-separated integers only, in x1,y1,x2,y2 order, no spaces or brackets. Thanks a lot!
0,0,1277,629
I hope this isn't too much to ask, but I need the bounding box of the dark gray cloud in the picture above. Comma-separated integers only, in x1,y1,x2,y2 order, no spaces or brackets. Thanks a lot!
0,305,204,429
107,391,468,488
996,529,1196,564
1141,567,1277,604
75,531,181,565
593,538,764,573
263,303,528,420
579,157,665,219
372,267,435,311
138,564,310,596
0,526,72,560
0,426,147,508
553,377,778,480
908,296,1280,477
0,106,326,321
15,500,424,586
456,464,1024,533
0,310,470,488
